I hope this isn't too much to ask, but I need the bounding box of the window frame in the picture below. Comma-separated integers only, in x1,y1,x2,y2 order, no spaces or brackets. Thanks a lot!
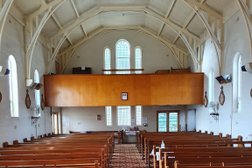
233,54,242,113
115,39,131,73
135,46,142,74
135,105,142,126
34,69,41,109
104,47,111,75
117,106,131,126
208,69,215,104
8,55,19,117
105,106,112,126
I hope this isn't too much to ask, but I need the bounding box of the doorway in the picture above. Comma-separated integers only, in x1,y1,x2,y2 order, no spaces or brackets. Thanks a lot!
52,112,61,134
157,111,179,132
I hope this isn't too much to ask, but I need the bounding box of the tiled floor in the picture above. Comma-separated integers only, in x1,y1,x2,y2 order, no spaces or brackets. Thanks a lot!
109,144,146,168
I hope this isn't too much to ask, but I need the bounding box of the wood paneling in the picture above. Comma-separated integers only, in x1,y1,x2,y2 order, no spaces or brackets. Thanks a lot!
44,73,204,107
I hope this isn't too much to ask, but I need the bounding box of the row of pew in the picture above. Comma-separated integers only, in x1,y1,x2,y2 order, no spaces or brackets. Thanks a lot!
137,131,252,168
0,133,114,167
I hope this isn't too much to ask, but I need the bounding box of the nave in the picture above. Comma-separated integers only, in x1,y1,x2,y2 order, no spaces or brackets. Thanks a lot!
1,131,252,168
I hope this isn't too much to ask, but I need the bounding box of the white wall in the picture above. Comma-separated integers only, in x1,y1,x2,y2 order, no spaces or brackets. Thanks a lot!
62,106,156,133
64,30,182,74
62,106,195,133
0,15,52,146
195,9,252,140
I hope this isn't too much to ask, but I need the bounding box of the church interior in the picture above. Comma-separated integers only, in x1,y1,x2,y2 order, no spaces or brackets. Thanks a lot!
0,0,252,167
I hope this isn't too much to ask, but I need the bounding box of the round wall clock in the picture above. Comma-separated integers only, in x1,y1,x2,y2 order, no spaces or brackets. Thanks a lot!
204,91,208,107
219,86,225,105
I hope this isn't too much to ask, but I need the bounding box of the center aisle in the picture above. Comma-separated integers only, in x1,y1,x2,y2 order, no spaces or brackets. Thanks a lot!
109,144,146,168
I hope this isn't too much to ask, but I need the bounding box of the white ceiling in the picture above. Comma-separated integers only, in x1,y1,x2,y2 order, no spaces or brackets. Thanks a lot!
13,0,231,54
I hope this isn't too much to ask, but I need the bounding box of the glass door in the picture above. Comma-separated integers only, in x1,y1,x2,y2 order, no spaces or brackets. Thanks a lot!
157,111,179,132
158,112,167,132
169,112,179,132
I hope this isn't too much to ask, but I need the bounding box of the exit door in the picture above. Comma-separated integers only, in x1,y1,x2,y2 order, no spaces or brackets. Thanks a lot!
157,111,179,132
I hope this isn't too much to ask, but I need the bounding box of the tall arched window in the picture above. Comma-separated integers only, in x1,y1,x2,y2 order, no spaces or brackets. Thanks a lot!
233,54,242,113
104,47,111,75
208,69,215,104
104,47,112,125
116,39,130,74
135,46,142,74
34,69,41,109
8,55,19,117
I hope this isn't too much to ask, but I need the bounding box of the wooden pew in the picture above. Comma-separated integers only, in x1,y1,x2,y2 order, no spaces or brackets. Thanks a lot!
0,133,114,168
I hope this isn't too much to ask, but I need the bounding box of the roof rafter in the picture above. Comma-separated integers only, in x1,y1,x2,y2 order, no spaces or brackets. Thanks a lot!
50,5,200,43
173,0,207,44
184,0,223,74
70,0,87,37
144,6,200,42
184,0,223,20
0,0,14,62
51,14,73,45
28,0,64,20
25,0,65,82
158,0,176,36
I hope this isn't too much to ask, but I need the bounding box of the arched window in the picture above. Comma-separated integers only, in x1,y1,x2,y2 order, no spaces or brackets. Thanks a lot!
104,47,111,75
233,54,242,113
208,69,215,104
135,47,142,74
104,48,112,124
116,39,130,74
8,55,19,117
34,69,41,109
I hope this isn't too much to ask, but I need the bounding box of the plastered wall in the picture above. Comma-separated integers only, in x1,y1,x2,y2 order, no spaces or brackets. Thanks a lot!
0,15,52,146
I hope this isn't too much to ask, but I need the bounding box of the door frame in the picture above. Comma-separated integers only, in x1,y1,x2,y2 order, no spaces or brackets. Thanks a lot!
156,110,180,132
52,112,60,134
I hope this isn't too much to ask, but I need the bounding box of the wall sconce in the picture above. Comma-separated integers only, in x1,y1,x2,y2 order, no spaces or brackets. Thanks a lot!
0,66,10,76
215,74,232,84
241,62,252,73
26,78,43,90
30,83,43,90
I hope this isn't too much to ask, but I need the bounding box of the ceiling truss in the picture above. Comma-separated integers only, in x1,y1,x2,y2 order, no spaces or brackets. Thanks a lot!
184,0,223,74
0,0,14,62
48,5,202,71
25,0,65,84
3,0,238,75
237,0,252,58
